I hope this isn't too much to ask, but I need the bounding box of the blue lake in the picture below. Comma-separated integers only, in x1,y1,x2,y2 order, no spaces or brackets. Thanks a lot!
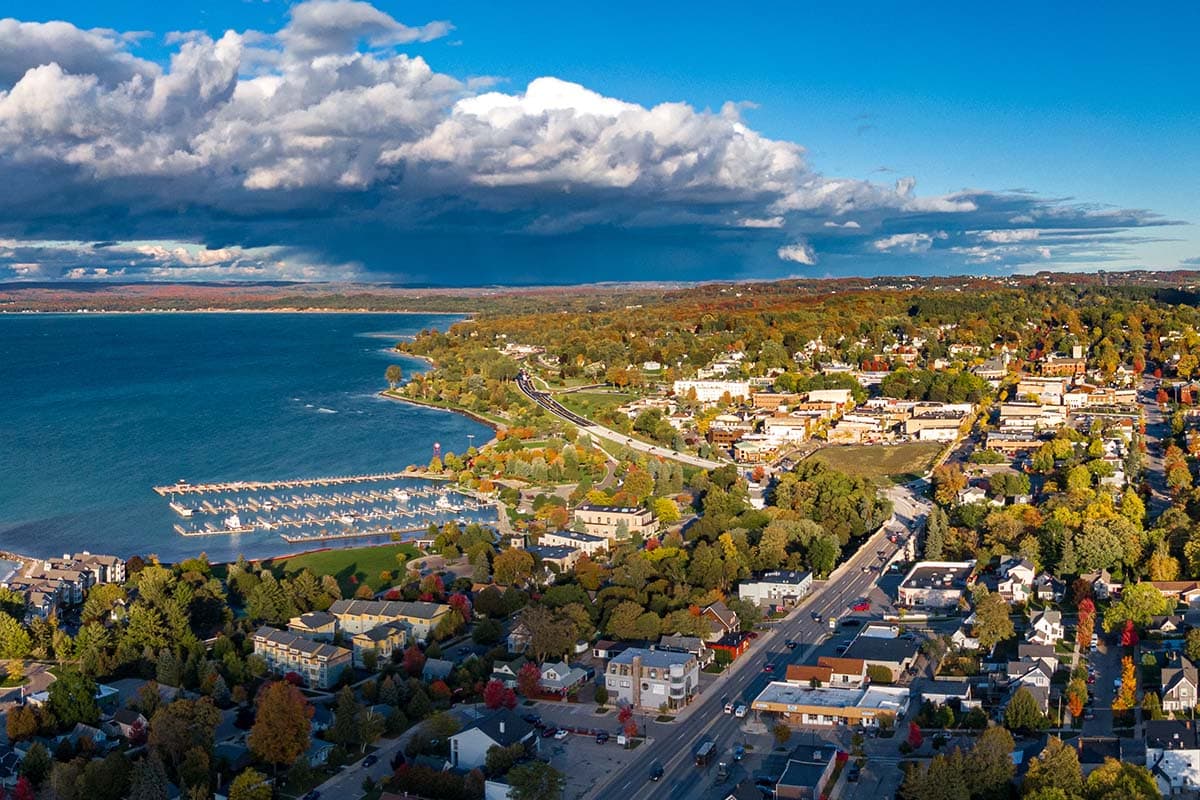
0,312,489,562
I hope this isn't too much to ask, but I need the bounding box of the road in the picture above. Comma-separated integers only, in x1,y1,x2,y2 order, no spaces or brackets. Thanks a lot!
515,372,724,470
1138,376,1170,518
588,481,931,800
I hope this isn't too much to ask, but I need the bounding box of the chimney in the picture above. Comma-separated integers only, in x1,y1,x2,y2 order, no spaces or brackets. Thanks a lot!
499,721,506,735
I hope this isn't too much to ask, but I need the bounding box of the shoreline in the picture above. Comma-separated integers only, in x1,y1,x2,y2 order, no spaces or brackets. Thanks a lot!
379,389,503,447
0,308,475,316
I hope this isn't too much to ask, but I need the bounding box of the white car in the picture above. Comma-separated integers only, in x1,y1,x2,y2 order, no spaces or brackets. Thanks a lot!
735,704,748,718
724,703,735,714
554,729,569,740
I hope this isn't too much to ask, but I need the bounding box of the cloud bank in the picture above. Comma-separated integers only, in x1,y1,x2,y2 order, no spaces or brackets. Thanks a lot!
0,1,1177,282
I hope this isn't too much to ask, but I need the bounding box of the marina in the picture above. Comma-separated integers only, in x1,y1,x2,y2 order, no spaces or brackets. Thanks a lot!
160,472,498,544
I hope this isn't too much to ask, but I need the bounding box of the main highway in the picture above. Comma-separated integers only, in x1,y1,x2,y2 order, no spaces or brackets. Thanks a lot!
588,481,930,800
515,371,723,470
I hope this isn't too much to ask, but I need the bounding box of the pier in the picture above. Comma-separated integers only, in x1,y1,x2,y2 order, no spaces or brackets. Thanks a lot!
153,469,447,496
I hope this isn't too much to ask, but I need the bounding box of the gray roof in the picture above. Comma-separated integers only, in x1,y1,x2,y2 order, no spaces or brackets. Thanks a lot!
526,545,577,560
777,746,837,790
422,658,455,679
843,636,919,665
355,621,410,642
746,570,812,586
461,708,537,748
253,626,350,659
329,599,447,620
610,647,695,669
292,611,336,629
1146,720,1200,750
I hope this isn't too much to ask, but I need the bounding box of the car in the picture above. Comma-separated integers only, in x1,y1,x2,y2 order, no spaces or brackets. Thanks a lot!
852,601,870,612
841,619,863,628
362,755,378,768
811,612,822,622
747,631,759,639
785,640,797,649
649,763,664,781
596,731,610,744
861,566,870,573
762,664,774,673
521,713,542,725
554,729,569,740
542,727,558,738
724,702,735,714
733,745,746,761
735,704,749,718
1087,675,1096,685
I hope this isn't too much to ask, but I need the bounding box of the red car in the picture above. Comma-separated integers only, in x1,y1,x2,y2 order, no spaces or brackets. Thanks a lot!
852,601,871,612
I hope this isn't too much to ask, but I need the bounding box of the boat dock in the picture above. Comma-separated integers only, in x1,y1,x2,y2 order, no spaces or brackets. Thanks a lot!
154,470,431,496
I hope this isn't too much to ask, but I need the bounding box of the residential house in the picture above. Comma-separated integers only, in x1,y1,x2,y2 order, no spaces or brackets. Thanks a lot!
351,621,408,669
920,679,981,711
539,662,589,696
1016,644,1060,672
491,656,528,689
306,739,334,768
997,558,1036,604
775,745,839,800
657,634,713,667
449,709,539,771
1079,570,1120,601
1033,573,1066,603
951,624,980,651
1145,720,1200,797
104,709,147,740
328,599,451,643
709,631,753,661
702,602,740,640
287,611,337,642
897,561,976,609
605,648,699,711
1147,614,1189,638
1026,610,1064,646
1162,656,1200,713
422,658,455,683
737,571,813,607
592,640,625,660
1149,580,1200,606
252,627,352,689
525,545,581,572
507,621,532,654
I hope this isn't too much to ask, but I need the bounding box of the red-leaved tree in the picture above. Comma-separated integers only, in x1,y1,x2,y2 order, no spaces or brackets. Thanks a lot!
1121,619,1139,647
907,722,923,749
449,593,473,620
517,662,542,698
1076,597,1096,651
483,680,517,710
13,777,32,800
618,705,638,739
402,645,426,677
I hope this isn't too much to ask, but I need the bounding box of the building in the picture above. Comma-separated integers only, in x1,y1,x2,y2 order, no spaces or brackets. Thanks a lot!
702,602,740,639
537,529,607,557
657,635,713,668
920,680,980,711
70,552,126,585
605,648,699,710
775,745,839,800
351,621,408,669
449,709,539,771
737,571,813,607
539,662,589,696
750,682,909,728
672,380,751,405
328,599,450,642
507,621,532,654
785,657,867,689
842,628,920,681
1145,720,1200,797
252,627,352,689
1026,610,1064,646
1162,656,1200,713
287,611,337,642
897,561,975,609
996,558,1036,604
525,545,581,571
490,655,528,689
571,505,658,540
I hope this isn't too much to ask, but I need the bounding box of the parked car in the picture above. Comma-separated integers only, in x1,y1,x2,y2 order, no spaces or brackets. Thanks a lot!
554,729,569,740
596,731,610,744
852,601,870,612
649,762,664,781
362,755,378,768
735,704,749,718
542,727,559,738
762,663,774,673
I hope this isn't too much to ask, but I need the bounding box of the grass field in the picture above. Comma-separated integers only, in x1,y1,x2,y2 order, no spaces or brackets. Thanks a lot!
807,441,943,484
556,390,636,419
259,542,420,596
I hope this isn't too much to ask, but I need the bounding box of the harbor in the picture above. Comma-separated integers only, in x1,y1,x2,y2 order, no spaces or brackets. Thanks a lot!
160,472,499,545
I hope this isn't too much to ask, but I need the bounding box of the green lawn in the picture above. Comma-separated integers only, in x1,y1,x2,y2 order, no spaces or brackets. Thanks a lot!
555,390,637,419
259,542,420,596
807,442,944,484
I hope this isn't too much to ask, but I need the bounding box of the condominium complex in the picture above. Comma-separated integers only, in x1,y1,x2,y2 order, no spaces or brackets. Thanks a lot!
328,599,450,642
252,626,352,689
571,505,657,540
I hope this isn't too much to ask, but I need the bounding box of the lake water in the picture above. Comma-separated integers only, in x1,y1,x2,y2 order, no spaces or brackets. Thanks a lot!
0,312,490,562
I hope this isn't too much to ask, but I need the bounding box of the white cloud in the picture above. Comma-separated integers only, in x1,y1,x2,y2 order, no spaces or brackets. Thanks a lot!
777,241,817,264
280,0,451,55
823,220,861,229
974,228,1040,243
872,231,947,253
739,216,784,228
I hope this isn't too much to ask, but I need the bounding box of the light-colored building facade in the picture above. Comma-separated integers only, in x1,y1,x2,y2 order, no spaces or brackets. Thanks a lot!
252,627,351,689
897,561,975,608
572,505,657,540
737,571,813,607
328,599,450,642
673,380,751,405
351,621,408,669
537,530,608,557
751,682,909,728
605,648,699,710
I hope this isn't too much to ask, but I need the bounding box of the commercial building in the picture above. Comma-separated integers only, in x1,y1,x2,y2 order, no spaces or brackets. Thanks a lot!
571,504,657,540
605,648,699,710
897,561,976,609
672,380,751,405
328,599,450,643
537,529,608,557
737,571,813,607
252,627,352,689
750,682,909,728
775,745,839,800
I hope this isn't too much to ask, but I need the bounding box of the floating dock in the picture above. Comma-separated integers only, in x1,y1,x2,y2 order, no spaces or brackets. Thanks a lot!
153,470,445,496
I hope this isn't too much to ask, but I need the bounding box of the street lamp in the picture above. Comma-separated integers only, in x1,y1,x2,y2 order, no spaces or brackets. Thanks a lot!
467,433,475,452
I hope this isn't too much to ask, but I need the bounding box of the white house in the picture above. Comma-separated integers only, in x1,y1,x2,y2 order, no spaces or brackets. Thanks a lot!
1026,610,1064,646
449,710,539,771
1162,657,1200,713
997,558,1036,604
1145,721,1200,797
737,571,813,607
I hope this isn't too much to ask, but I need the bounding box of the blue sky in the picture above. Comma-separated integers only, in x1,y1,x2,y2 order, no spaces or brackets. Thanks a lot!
0,0,1195,283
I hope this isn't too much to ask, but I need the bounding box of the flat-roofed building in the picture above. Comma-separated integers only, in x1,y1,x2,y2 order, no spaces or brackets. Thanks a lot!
252,627,351,688
751,682,909,728
605,648,699,710
538,529,608,557
737,571,813,607
752,393,804,411
898,561,975,609
572,504,657,540
673,380,751,405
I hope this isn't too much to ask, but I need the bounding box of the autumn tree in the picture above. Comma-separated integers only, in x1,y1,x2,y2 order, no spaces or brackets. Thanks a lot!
1023,736,1083,798
1112,656,1136,712
517,662,542,698
148,697,220,783
228,768,272,800
1083,758,1158,800
385,365,404,389
248,681,311,773
974,589,1015,650
483,680,517,710
1076,597,1095,652
493,548,535,586
932,464,968,506
1103,582,1167,632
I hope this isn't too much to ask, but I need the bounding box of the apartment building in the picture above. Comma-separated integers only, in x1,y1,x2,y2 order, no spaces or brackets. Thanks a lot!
328,599,450,642
605,648,699,710
737,571,813,607
572,504,657,540
538,529,608,557
350,621,408,669
252,627,352,689
672,380,751,405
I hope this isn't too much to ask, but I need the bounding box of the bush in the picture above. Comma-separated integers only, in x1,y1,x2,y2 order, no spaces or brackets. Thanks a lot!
867,665,893,684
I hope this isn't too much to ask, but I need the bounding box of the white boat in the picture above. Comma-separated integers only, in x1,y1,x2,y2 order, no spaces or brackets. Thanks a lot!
224,513,243,530
436,495,453,510
392,489,411,503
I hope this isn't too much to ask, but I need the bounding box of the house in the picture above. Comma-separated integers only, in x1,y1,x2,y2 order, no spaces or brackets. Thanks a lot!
842,632,920,681
104,708,146,740
1079,570,1120,601
287,611,337,642
737,571,813,607
1006,660,1053,691
775,745,839,800
306,738,334,768
658,634,713,667
709,631,753,661
920,679,981,711
57,722,108,751
605,648,700,710
328,599,450,642
539,662,589,696
507,621,532,654
1148,580,1200,606
351,621,408,668
951,624,980,651
956,486,991,506
702,602,740,639
422,658,455,682
751,683,909,728
252,627,352,689
1033,573,1066,602
526,545,581,572
592,640,625,660
1016,643,1060,671
1162,656,1200,713
785,657,866,689
491,656,528,689
1026,610,1064,646
1145,720,1200,797
537,530,608,557
898,561,975,609
1147,614,1189,638
449,709,539,771
0,746,22,788
997,558,1036,604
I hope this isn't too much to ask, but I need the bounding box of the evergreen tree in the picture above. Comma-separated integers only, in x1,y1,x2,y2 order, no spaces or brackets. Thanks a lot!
924,507,948,560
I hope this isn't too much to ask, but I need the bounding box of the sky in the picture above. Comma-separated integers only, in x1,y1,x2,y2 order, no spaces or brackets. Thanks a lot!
0,0,1196,285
